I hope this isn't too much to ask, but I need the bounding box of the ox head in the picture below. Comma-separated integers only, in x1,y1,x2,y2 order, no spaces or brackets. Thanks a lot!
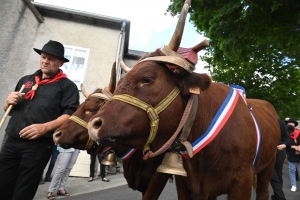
87,0,211,158
53,62,116,155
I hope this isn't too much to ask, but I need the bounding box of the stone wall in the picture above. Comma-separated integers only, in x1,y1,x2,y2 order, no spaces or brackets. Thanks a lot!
0,0,40,146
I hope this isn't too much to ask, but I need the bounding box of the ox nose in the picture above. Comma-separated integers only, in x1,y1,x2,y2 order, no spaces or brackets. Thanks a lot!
88,117,103,141
90,117,103,129
53,131,62,143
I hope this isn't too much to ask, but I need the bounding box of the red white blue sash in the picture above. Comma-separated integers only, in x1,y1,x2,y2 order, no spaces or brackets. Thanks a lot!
180,87,239,157
248,105,261,166
121,148,137,160
230,84,261,166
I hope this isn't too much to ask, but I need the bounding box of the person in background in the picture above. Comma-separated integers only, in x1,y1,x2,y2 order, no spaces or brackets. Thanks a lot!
88,152,110,182
278,118,300,192
47,147,80,200
40,144,60,184
0,40,79,200
270,119,289,200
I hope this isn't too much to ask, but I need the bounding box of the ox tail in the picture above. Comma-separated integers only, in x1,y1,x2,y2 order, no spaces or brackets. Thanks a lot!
252,175,257,191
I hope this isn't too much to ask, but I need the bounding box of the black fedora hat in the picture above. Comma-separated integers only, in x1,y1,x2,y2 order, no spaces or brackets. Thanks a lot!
33,40,69,62
284,118,298,127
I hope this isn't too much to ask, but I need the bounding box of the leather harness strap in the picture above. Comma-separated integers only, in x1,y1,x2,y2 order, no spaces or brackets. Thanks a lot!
177,94,199,158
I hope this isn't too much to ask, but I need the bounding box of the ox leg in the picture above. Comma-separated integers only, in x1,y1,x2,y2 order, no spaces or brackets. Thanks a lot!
175,176,208,200
175,176,193,200
142,172,170,200
227,167,253,200
255,158,276,200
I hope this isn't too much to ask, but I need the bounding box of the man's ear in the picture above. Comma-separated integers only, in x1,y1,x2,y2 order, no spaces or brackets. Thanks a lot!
59,60,64,67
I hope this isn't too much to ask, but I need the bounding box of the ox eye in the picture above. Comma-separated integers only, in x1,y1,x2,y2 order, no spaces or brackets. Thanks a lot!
88,109,98,113
142,77,152,84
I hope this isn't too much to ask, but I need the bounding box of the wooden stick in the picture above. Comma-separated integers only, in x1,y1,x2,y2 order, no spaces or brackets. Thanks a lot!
0,84,25,129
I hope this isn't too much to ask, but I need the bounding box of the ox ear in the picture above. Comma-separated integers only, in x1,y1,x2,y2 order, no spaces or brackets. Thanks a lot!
178,73,211,96
194,73,211,92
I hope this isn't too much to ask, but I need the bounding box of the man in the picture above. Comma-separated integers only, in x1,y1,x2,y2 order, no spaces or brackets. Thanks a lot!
0,40,79,200
270,119,288,200
278,118,300,192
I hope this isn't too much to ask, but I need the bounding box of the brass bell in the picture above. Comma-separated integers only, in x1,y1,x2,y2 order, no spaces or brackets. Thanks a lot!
156,152,187,176
101,152,117,166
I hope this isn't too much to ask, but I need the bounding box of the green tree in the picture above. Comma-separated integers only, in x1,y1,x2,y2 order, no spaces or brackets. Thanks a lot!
168,0,300,119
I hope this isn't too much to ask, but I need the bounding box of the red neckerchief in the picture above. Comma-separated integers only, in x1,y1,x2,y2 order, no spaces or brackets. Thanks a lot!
290,128,300,140
25,70,67,100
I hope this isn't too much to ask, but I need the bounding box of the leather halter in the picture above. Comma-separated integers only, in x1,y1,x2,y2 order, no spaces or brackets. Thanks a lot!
69,93,109,150
112,87,181,154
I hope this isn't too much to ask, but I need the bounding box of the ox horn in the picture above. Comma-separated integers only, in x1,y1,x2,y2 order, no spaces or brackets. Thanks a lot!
167,0,191,51
106,61,117,94
119,57,131,73
192,39,209,53
80,83,90,98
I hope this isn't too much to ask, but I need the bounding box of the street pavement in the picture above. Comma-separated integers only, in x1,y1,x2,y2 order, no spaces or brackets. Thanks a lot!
34,161,300,200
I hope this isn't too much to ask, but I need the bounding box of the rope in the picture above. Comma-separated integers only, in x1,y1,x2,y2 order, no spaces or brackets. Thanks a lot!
68,115,95,150
69,115,87,129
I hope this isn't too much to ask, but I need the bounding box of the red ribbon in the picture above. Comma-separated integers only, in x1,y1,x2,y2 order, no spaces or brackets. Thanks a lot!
290,128,300,140
25,70,67,100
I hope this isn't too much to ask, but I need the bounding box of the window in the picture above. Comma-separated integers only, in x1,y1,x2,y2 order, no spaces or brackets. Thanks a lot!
61,45,90,89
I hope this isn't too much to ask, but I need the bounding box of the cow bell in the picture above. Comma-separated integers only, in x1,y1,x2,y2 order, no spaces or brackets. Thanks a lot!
101,152,117,166
156,152,187,176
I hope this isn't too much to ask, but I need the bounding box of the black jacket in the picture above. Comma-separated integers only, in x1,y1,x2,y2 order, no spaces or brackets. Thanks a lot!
285,130,300,162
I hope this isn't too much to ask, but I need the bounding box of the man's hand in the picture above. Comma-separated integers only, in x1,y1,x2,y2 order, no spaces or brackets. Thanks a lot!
294,145,300,151
19,114,70,140
3,92,25,111
277,144,286,150
19,124,48,140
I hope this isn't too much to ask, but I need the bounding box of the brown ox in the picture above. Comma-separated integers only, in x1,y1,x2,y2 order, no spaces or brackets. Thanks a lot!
54,88,170,198
53,63,171,199
88,60,281,200
53,62,117,154
87,1,280,199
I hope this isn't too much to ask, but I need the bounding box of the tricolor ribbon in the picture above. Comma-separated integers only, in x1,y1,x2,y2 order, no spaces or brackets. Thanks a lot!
181,87,239,157
121,148,137,160
230,84,261,166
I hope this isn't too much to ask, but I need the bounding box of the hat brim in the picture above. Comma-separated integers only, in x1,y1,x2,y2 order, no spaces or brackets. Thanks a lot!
284,120,298,127
34,48,69,62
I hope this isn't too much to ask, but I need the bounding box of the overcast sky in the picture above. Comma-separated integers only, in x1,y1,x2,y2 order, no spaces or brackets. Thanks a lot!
35,0,209,73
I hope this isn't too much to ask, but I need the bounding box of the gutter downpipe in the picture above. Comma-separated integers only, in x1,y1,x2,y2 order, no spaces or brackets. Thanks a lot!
116,22,126,82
